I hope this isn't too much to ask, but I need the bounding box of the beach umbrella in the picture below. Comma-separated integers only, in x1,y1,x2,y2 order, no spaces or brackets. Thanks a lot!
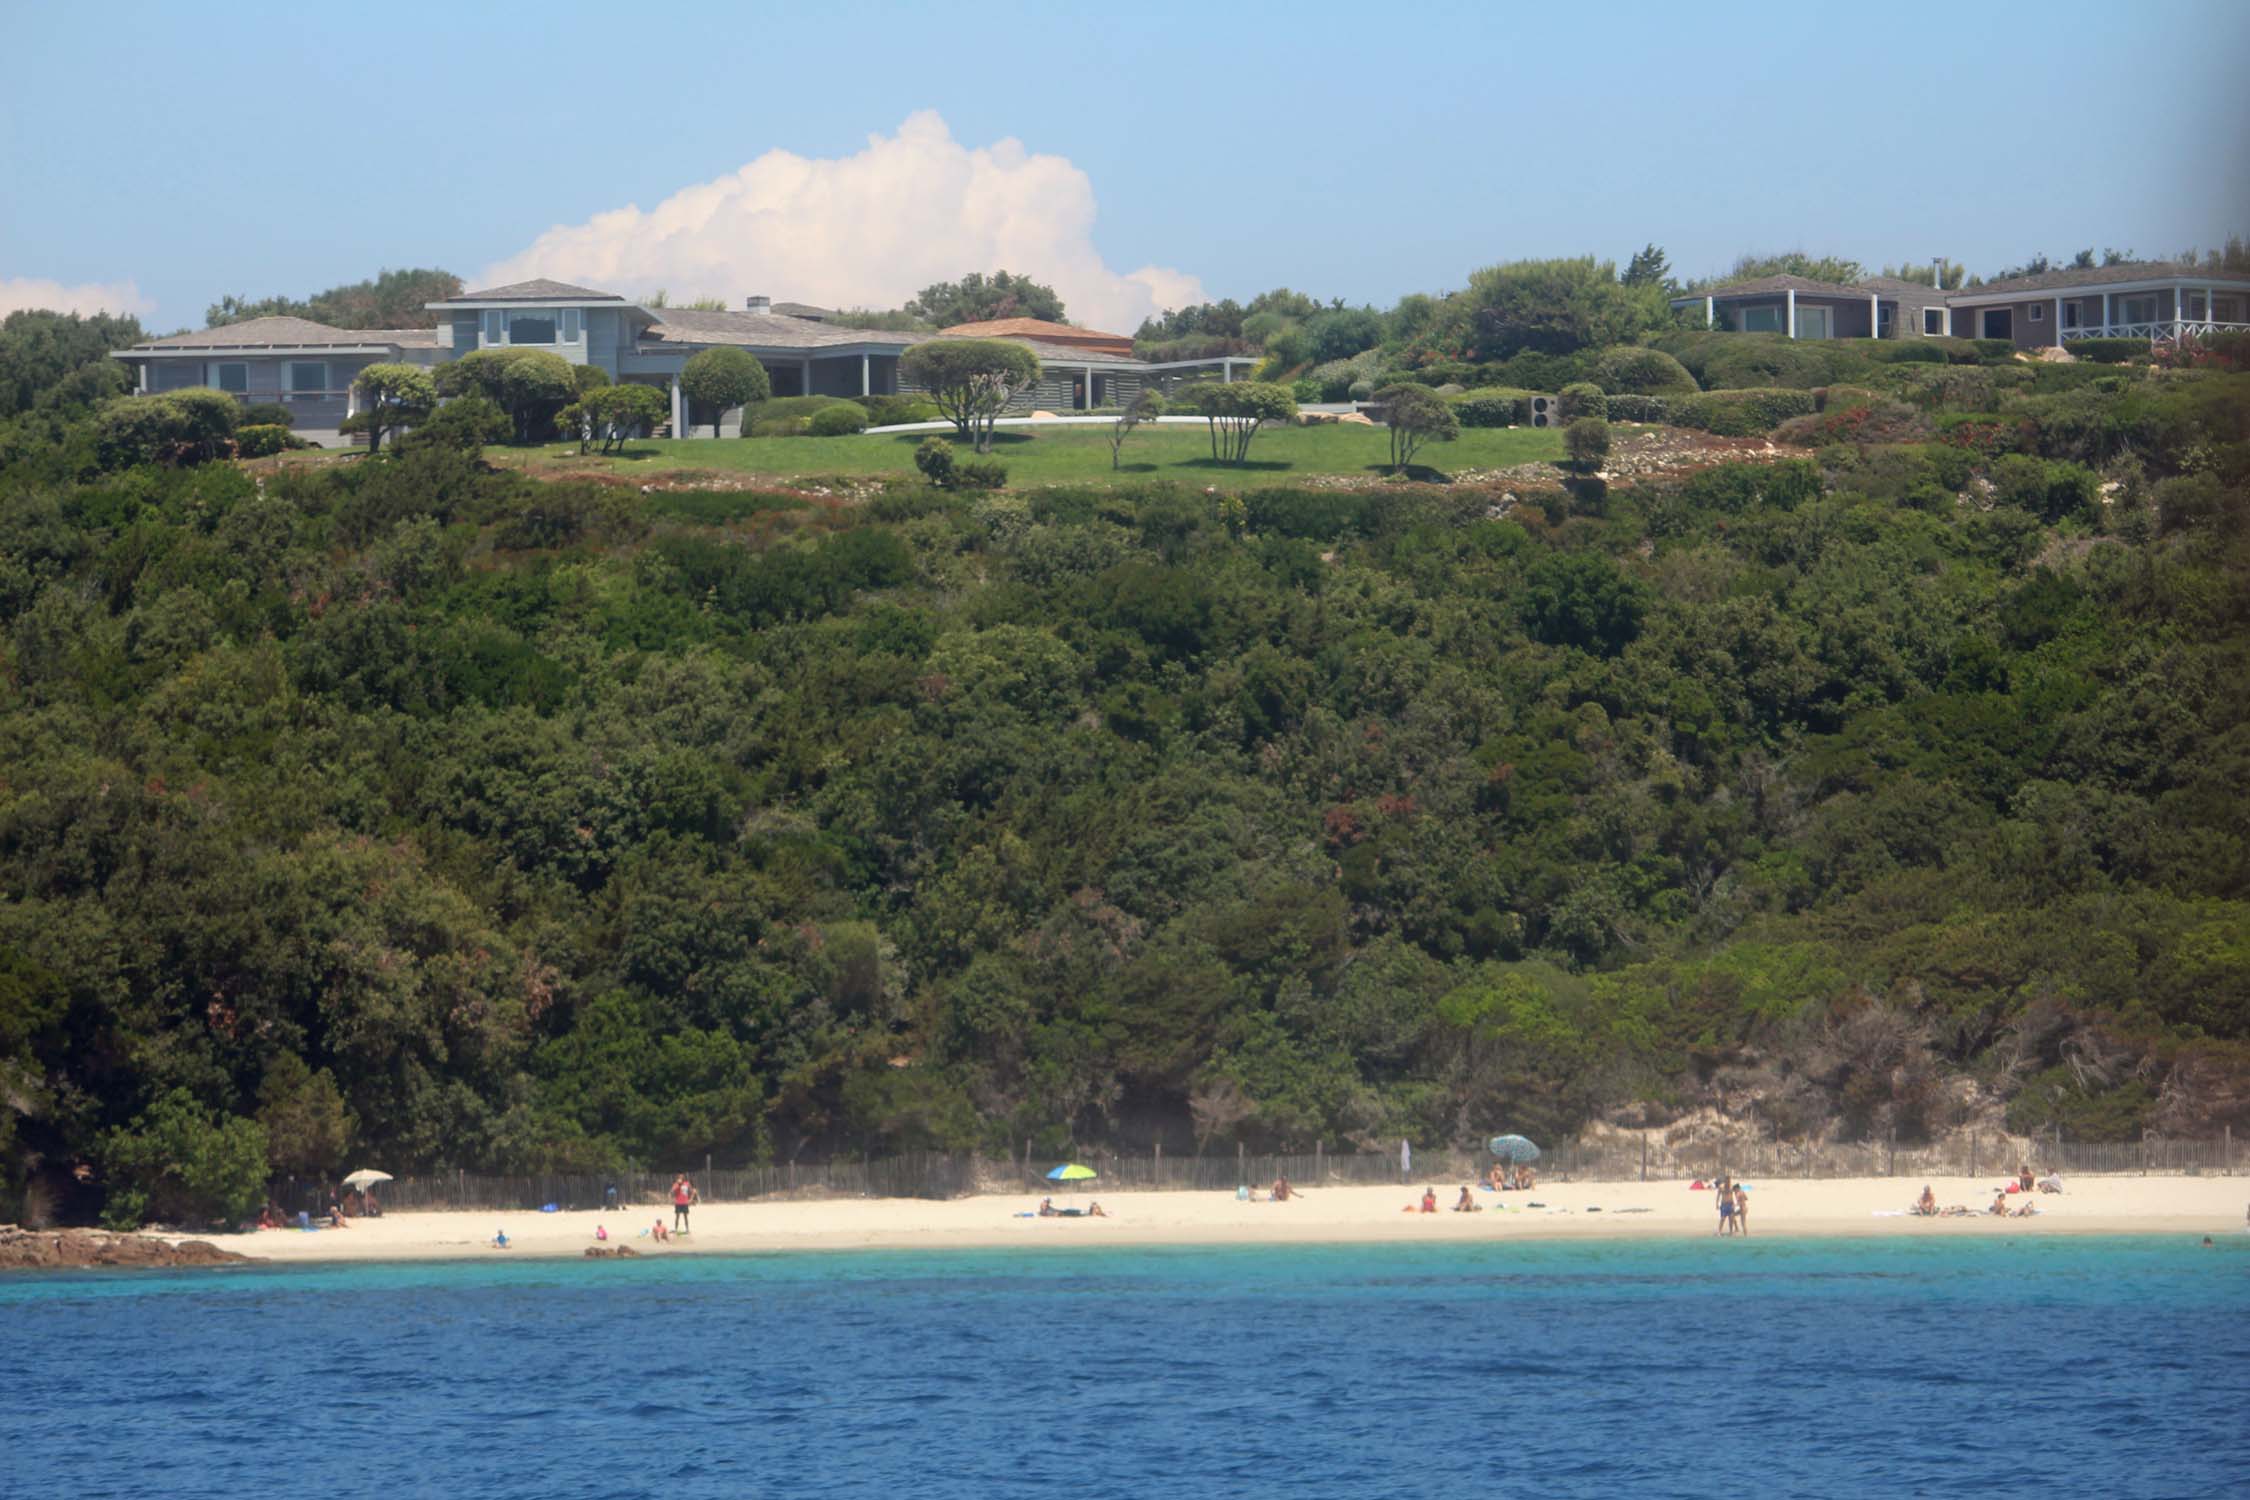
1045,1164,1097,1183
1488,1135,1541,1164
340,1169,394,1190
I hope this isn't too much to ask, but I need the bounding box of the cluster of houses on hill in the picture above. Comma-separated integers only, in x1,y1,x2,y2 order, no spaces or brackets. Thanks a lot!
111,261,2250,448
111,279,1255,447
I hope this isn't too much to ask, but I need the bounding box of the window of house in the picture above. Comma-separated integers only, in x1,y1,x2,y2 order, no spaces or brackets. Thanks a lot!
287,361,327,395
2062,302,2080,328
2118,295,2157,324
1796,306,1833,339
1739,305,1783,333
507,313,557,344
1877,304,1894,336
482,310,505,345
561,309,582,342
212,362,247,393
2028,303,2044,323
1923,308,1945,335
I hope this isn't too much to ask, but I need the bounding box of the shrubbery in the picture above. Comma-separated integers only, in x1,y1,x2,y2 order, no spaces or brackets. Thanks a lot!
745,395,864,437
808,404,870,436
2067,337,2148,364
1593,345,1697,396
1604,394,1670,423
1875,342,1947,365
93,388,239,469
234,423,302,457
1671,388,1817,435
1558,382,1605,423
98,1089,269,1230
1564,416,1611,470
1451,388,1538,427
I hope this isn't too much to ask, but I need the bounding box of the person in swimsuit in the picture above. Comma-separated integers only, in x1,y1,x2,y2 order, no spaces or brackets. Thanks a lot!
1989,1191,2009,1216
1732,1185,1749,1236
1419,1187,1438,1213
1272,1175,1293,1202
1916,1186,1938,1216
1453,1186,1478,1212
1718,1189,1736,1236
672,1174,696,1233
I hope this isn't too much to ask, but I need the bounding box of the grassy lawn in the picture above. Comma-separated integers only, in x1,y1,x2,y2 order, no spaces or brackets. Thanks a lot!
487,422,1565,489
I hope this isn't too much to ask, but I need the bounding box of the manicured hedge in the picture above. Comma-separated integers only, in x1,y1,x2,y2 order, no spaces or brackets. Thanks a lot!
234,423,299,457
1451,388,1539,427
1604,394,1670,423
1971,338,2018,360
808,404,870,436
1876,342,1947,365
745,394,863,437
2067,337,2148,364
1671,388,1817,435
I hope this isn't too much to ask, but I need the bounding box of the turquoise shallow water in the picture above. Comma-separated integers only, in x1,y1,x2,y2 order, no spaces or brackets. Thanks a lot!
3,1235,2245,1498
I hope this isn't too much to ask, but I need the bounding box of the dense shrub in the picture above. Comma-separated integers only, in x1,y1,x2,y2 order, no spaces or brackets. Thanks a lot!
745,395,862,437
98,1089,269,1230
2067,337,2147,365
406,393,510,452
1876,342,1947,365
1592,345,1697,396
807,404,870,436
954,458,1008,491
1452,388,1537,427
914,436,957,486
1604,394,1669,423
239,402,296,427
853,394,940,426
1671,388,1817,435
234,423,303,457
1775,400,1930,447
1971,338,2018,361
1558,382,1605,422
1564,416,1611,470
1989,454,2099,525
1677,458,1823,512
93,388,239,469
1815,385,1884,412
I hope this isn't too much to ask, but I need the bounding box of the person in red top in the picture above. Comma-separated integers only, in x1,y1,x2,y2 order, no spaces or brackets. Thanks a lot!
1420,1186,1438,1213
671,1174,697,1233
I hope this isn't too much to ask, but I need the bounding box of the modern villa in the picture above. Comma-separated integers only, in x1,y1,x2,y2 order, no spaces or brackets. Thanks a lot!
1676,261,2250,347
112,278,1258,447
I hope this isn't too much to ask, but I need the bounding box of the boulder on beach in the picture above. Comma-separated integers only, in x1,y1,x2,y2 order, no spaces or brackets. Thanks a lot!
0,1225,247,1269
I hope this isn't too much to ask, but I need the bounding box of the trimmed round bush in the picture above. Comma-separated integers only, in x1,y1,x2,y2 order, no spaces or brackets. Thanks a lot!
914,436,957,485
1564,416,1612,470
1558,382,1605,423
1604,394,1670,423
1593,346,1697,396
807,404,869,436
233,423,298,457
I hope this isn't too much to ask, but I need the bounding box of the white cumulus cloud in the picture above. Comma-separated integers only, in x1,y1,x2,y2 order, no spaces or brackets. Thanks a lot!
479,112,1206,334
0,275,154,320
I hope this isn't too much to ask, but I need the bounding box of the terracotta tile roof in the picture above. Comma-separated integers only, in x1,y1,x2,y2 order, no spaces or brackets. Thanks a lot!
940,316,1131,342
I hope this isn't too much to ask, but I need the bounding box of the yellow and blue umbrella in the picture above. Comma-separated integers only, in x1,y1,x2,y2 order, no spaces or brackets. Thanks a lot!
1046,1163,1097,1183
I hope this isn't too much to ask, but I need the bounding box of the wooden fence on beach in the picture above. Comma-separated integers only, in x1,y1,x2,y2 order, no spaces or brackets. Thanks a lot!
345,1130,2242,1214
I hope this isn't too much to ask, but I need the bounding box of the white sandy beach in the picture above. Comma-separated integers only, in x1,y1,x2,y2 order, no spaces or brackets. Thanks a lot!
230,1174,2250,1262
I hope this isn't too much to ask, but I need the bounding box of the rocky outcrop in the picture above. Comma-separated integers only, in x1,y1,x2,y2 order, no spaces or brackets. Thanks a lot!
0,1225,248,1269
583,1244,640,1258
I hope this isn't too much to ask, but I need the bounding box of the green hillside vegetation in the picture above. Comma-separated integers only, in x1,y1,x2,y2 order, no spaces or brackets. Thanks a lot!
1,304,2248,1231
491,422,1562,488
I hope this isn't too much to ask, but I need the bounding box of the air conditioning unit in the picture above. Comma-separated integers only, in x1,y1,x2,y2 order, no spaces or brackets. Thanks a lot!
1528,394,1559,428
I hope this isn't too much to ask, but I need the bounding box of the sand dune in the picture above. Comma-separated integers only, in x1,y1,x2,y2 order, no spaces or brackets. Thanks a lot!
228,1174,2249,1262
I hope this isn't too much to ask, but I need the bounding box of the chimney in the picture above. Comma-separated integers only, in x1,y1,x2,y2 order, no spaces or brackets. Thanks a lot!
745,295,771,314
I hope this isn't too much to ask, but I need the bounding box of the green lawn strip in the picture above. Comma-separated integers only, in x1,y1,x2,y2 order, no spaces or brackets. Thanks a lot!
489,423,1565,489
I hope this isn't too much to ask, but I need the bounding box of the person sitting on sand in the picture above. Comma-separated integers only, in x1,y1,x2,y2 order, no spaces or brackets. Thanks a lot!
651,1218,669,1242
491,1229,510,1249
2018,1163,2034,1194
1087,1202,1107,1218
1488,1165,1507,1192
2011,1202,2038,1218
1519,1165,1537,1190
1453,1186,1479,1213
1916,1186,1938,1217
1990,1191,2010,1216
1038,1197,1058,1217
2038,1172,2063,1194
1272,1175,1293,1202
1420,1187,1438,1213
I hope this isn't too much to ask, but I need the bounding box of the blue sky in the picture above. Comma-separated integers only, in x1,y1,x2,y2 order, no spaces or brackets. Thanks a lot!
4,0,2246,330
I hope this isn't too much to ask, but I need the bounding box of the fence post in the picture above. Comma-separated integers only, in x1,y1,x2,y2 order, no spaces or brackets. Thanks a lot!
1237,1139,1246,1186
1315,1140,1323,1184
1154,1141,1162,1189
1886,1127,1894,1179
1970,1131,1977,1180
1639,1133,1647,1183
2228,1124,2234,1177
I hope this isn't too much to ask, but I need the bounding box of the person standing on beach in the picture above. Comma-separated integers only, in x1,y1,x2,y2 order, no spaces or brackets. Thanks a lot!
672,1174,696,1233
1732,1185,1749,1236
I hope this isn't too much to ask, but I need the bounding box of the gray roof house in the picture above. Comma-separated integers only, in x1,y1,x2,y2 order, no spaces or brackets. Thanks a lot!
1673,262,2250,348
116,277,1257,445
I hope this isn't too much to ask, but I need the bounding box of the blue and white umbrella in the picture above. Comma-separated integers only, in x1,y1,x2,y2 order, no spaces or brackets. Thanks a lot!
1488,1135,1541,1164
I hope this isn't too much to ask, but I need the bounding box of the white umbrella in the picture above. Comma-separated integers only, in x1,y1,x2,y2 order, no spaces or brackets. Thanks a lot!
340,1169,393,1191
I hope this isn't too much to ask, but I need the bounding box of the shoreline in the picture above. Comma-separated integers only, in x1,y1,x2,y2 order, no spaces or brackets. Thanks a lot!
200,1175,2247,1265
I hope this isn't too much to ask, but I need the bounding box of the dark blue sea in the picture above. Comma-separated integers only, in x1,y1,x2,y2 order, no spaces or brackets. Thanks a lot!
4,1236,2245,1498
